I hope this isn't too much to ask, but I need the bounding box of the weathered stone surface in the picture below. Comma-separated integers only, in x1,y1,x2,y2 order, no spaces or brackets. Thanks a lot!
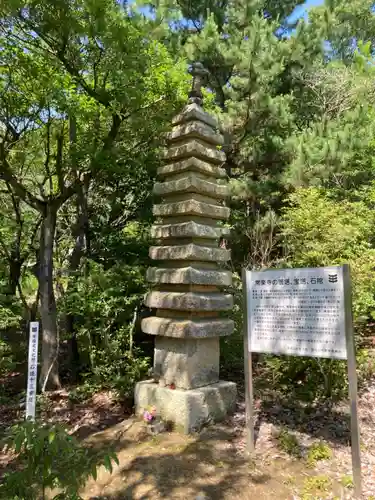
145,291,233,311
139,87,236,434
153,175,228,199
158,158,226,179
146,266,232,286
142,317,234,338
134,380,237,433
166,121,224,146
151,221,230,240
163,140,225,165
153,199,230,220
172,103,218,129
154,336,219,389
149,243,230,262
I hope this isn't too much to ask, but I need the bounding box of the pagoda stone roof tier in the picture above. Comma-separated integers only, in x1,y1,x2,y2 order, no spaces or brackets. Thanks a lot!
150,221,230,240
153,175,229,199
157,158,226,179
149,243,230,262
146,266,232,286
163,140,225,165
153,199,230,220
142,317,234,339
145,291,233,311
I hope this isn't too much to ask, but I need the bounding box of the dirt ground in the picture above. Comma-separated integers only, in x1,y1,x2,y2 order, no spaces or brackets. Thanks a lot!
1,379,375,499
79,382,375,500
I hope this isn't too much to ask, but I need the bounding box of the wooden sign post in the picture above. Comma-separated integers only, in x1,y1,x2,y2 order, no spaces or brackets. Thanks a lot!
242,265,361,497
26,322,39,420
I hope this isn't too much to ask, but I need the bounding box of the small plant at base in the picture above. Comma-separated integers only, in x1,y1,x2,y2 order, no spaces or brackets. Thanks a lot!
302,475,331,498
0,420,118,499
341,475,354,488
276,428,301,457
307,441,332,466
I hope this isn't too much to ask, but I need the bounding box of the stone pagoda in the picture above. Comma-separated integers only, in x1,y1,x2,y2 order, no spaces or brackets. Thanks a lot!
135,63,236,433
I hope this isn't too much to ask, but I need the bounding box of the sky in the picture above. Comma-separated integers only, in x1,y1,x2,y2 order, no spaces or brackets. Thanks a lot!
131,0,325,24
289,0,324,23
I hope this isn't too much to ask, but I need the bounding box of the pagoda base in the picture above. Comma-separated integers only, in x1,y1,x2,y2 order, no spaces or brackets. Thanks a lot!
134,380,236,434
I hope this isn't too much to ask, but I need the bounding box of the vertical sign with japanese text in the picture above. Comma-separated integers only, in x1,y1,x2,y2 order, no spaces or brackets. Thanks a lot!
246,266,347,359
26,322,39,420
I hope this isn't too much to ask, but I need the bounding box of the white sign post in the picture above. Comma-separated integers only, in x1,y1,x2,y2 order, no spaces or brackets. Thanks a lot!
26,321,39,420
243,265,361,497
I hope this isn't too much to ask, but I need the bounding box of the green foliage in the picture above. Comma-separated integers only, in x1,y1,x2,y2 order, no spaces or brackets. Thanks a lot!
275,428,301,457
0,338,16,378
302,475,331,498
1,0,375,407
341,474,354,489
307,441,332,466
0,420,118,499
63,260,150,398
282,187,375,322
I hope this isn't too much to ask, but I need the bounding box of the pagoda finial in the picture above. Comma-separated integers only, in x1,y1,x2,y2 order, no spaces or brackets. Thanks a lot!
188,62,209,106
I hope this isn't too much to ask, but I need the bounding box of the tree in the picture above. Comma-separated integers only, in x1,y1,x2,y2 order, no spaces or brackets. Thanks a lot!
0,0,187,389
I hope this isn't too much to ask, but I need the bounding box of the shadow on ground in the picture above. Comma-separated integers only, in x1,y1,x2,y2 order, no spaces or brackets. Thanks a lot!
254,397,351,447
83,423,296,500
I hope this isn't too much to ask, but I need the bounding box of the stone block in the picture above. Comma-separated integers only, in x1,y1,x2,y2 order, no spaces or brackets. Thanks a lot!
163,140,226,165
144,291,233,311
154,336,219,389
134,380,237,434
149,243,230,262
153,199,230,220
150,221,230,240
146,266,232,286
157,157,226,179
142,317,234,338
172,102,218,129
153,176,228,199
166,121,224,146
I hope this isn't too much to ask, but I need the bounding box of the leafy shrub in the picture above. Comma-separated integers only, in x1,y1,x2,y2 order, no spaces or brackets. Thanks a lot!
0,420,118,499
307,441,332,466
302,475,332,497
62,261,150,399
281,187,375,323
275,428,301,457
241,186,375,401
0,338,16,378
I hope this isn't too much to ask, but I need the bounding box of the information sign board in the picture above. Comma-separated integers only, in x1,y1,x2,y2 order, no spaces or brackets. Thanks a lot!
247,266,347,359
242,265,361,497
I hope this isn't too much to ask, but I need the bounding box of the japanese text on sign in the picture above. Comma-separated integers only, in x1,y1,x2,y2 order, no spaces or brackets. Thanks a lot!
246,267,347,359
26,322,39,419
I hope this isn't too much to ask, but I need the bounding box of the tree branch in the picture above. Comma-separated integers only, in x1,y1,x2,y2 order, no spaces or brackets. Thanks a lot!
55,131,65,195
0,152,45,213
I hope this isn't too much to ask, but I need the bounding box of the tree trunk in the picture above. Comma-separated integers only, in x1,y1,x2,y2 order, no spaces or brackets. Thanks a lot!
65,179,90,381
8,256,22,296
38,204,61,391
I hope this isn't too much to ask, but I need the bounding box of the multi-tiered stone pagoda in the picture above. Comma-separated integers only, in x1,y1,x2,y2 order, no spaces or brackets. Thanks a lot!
135,63,236,433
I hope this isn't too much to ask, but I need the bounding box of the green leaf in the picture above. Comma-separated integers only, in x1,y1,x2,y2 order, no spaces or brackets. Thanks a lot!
103,455,113,474
48,431,56,444
14,432,24,454
91,465,97,481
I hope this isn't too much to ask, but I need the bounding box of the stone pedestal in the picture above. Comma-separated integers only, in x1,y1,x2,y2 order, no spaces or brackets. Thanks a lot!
135,380,236,434
134,66,236,432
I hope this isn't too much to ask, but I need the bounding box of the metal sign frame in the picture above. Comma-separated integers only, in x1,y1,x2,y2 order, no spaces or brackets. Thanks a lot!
242,264,362,497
